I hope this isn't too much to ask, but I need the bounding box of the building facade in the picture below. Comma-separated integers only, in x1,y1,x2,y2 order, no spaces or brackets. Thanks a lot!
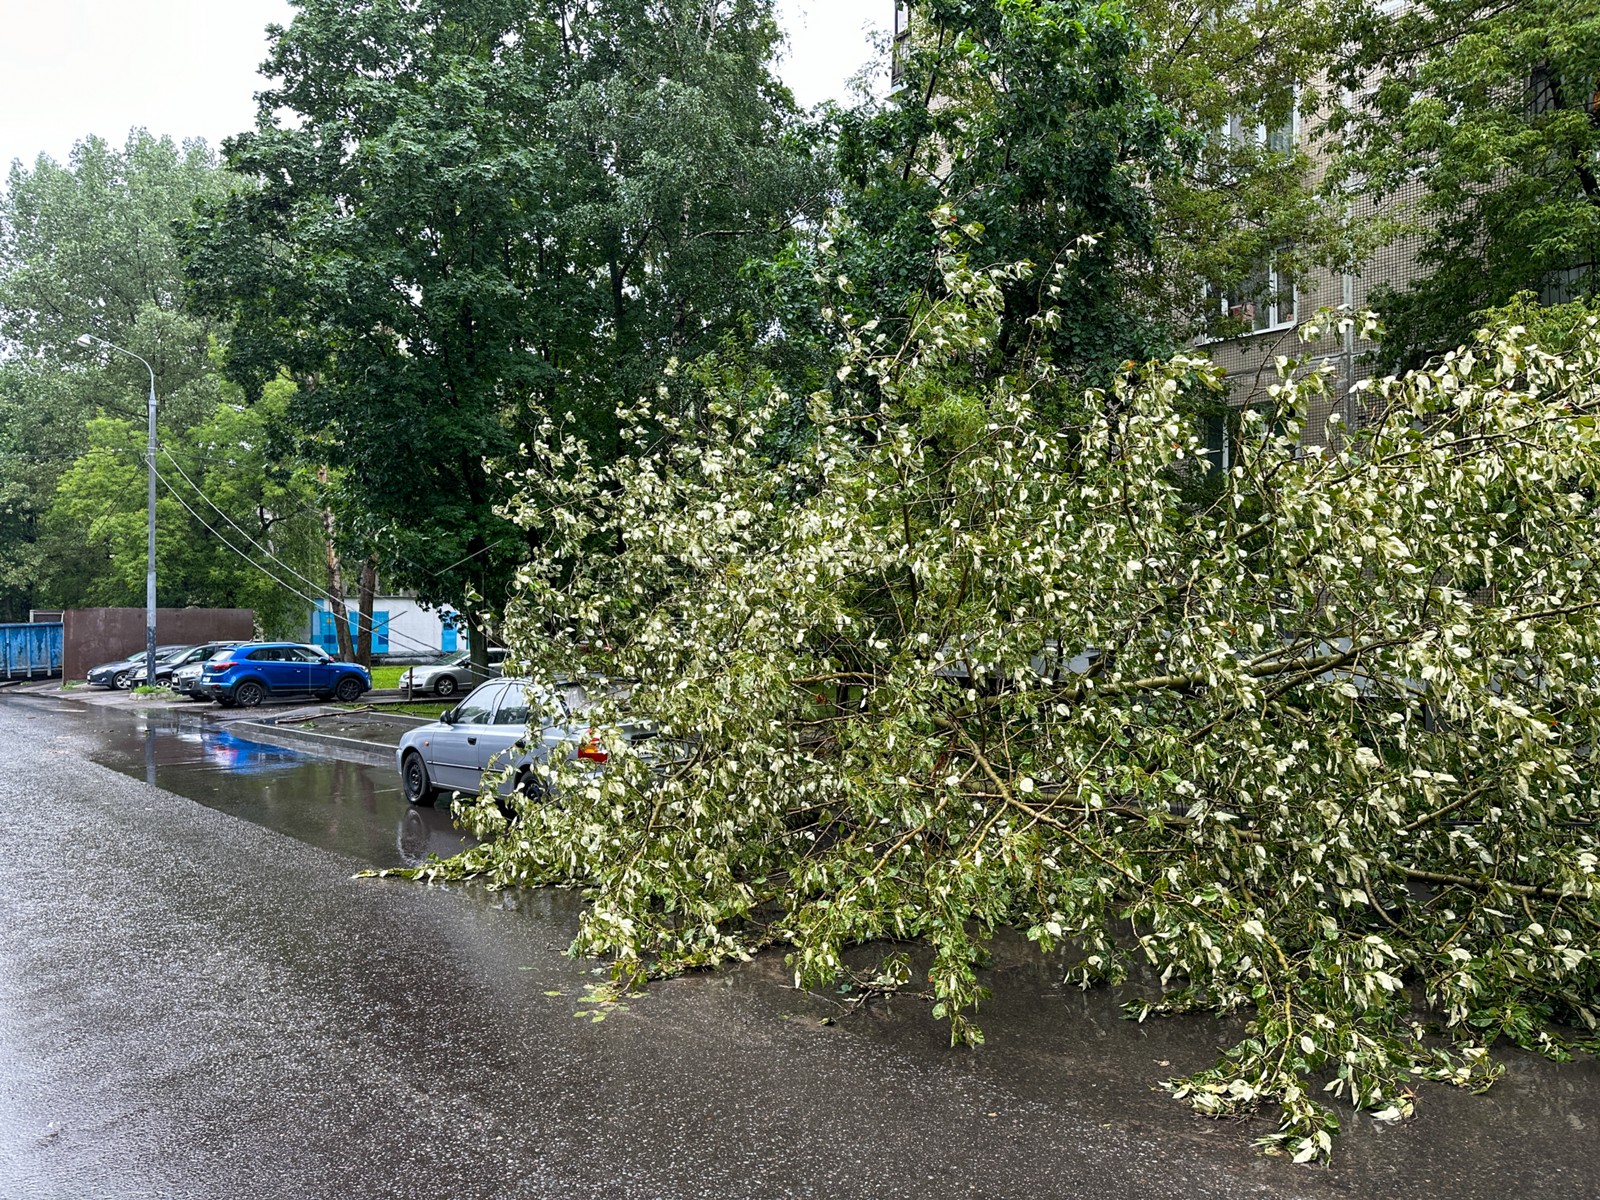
306,595,471,661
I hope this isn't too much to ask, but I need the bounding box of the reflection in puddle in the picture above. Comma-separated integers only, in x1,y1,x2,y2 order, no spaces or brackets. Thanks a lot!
76,706,472,870
396,802,475,867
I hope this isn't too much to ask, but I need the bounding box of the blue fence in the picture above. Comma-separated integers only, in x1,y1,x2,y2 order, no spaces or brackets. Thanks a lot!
0,622,63,682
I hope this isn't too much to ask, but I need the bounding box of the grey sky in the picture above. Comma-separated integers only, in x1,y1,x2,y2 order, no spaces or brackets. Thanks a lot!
0,0,886,174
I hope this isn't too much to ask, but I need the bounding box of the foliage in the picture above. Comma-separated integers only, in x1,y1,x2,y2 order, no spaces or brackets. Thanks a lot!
186,0,822,647
829,0,1192,396
1330,0,1600,366
0,132,231,620
414,229,1600,1161
1129,0,1381,342
37,379,323,633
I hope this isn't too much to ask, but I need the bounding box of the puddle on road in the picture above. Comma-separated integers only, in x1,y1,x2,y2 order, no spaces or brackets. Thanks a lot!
65,703,471,870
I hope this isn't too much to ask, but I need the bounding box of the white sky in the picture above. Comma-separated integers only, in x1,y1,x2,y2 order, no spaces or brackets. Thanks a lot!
0,0,886,174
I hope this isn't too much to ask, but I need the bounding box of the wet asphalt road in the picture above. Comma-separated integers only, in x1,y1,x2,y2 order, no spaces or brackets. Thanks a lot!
1,697,1598,1199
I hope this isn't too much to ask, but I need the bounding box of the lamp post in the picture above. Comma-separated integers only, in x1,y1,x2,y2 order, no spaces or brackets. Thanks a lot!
78,333,158,690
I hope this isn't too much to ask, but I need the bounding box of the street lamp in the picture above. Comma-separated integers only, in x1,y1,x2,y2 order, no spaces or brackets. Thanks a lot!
78,333,158,691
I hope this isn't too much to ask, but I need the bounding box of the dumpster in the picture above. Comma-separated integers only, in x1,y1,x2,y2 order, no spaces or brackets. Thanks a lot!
0,622,63,682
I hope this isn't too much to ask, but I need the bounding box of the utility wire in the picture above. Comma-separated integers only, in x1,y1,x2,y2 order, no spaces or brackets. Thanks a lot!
159,447,332,601
160,444,503,627
152,466,447,659
157,448,452,658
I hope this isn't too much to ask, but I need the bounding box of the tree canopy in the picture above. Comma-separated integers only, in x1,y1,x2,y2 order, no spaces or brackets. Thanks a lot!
186,0,824,652
0,132,249,622
829,0,1191,393
1331,0,1600,365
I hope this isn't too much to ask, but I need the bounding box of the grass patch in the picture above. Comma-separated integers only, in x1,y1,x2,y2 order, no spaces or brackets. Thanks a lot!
369,665,408,690
342,700,454,719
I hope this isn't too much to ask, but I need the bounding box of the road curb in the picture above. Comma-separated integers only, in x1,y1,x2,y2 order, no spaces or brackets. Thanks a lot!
226,719,399,768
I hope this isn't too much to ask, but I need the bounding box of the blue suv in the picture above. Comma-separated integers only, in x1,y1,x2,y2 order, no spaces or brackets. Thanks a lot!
197,642,372,708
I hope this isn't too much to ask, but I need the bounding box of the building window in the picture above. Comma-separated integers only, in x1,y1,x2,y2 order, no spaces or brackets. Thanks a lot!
891,2,911,89
1206,254,1298,337
1221,91,1298,153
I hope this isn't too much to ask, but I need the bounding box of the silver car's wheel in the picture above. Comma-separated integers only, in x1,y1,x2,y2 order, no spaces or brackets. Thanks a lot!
434,675,458,698
402,752,436,805
514,769,550,802
112,671,130,690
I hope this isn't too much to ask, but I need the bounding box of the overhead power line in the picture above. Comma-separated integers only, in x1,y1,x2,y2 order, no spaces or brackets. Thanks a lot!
151,465,446,659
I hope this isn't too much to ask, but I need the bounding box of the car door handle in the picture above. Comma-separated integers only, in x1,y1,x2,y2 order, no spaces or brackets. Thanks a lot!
467,736,477,745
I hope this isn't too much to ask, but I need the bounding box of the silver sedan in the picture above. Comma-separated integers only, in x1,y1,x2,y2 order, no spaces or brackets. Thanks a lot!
396,677,662,804
399,648,508,698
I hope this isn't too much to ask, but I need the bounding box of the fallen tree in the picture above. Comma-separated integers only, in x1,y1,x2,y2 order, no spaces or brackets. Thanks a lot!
416,226,1600,1161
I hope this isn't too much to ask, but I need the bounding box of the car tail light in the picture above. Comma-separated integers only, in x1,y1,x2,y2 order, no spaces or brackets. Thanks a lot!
577,731,608,763
209,660,235,672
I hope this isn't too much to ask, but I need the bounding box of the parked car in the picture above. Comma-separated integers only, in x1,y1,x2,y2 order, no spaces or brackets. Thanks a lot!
400,648,509,697
197,642,372,708
172,647,239,699
85,645,190,690
396,677,662,805
128,640,245,689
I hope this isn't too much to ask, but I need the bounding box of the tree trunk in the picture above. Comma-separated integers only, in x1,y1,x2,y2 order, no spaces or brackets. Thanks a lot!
355,554,378,668
465,605,490,686
318,466,355,663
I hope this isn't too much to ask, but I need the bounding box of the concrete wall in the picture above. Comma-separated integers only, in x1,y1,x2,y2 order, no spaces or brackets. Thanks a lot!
63,608,255,681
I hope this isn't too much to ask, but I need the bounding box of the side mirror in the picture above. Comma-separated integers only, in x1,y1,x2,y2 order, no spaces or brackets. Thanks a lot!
441,708,457,725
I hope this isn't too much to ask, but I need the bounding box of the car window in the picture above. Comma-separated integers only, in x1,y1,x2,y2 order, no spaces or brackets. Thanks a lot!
494,685,534,727
282,646,320,662
207,647,237,661
453,683,507,726
247,648,280,661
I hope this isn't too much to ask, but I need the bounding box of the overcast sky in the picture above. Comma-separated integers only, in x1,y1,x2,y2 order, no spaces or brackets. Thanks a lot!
0,0,887,174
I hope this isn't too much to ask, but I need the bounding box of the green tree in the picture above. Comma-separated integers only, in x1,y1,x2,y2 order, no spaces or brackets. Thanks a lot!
38,380,324,634
1331,0,1600,366
0,132,231,619
406,232,1600,1162
1129,0,1375,342
186,0,820,662
830,0,1192,396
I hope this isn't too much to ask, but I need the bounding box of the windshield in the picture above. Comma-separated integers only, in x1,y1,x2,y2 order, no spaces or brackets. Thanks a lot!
432,652,470,667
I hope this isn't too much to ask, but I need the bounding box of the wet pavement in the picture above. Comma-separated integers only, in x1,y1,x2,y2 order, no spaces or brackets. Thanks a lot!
1,695,1597,1198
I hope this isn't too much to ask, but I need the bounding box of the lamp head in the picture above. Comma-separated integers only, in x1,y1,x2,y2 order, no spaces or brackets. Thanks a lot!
77,333,95,347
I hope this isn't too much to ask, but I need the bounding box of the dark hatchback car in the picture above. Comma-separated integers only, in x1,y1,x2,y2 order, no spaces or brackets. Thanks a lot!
85,645,190,689
197,642,372,708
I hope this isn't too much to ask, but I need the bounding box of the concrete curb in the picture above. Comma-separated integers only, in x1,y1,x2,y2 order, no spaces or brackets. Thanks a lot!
228,719,400,768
